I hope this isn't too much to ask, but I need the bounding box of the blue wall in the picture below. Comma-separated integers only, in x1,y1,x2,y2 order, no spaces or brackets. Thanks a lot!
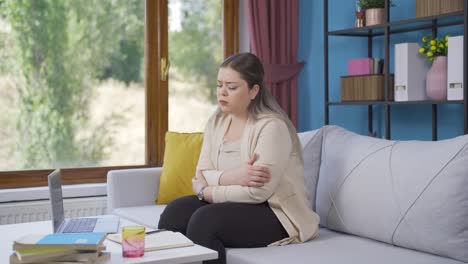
297,0,464,140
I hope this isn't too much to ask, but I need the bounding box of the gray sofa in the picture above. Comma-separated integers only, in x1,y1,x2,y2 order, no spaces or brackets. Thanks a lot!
107,125,468,264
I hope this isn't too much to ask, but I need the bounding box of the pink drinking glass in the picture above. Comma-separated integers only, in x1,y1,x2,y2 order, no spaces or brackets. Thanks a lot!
122,225,145,258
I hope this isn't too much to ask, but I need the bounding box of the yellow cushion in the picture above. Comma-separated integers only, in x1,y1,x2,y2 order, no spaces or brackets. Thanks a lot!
156,131,204,204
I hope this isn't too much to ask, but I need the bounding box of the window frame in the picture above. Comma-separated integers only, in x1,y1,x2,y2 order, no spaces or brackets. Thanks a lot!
0,0,238,189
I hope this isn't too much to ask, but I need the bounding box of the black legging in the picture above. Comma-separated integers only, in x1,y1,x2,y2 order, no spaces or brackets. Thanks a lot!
158,195,289,264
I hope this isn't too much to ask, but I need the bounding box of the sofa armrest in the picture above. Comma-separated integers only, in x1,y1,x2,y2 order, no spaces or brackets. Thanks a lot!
107,167,162,213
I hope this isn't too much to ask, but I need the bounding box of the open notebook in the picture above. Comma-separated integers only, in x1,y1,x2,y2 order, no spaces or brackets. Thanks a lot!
107,231,194,251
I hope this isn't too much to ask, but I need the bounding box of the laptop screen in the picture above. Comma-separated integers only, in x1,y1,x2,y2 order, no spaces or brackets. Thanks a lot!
48,169,65,233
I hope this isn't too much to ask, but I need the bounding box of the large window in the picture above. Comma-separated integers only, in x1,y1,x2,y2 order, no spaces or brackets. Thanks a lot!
0,1,145,171
0,0,237,189
168,0,221,132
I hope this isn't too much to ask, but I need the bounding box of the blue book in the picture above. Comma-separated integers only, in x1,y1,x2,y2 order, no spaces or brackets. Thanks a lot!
13,233,107,251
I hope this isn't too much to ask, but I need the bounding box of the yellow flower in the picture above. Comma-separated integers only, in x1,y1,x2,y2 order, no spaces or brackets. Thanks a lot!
430,40,436,45
430,46,436,51
445,42,449,47
419,47,425,53
427,51,433,57
422,37,427,42
445,35,450,41
439,43,445,48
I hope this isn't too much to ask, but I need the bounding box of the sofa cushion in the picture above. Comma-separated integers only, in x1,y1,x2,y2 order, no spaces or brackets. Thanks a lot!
297,128,323,211
112,205,167,229
157,132,203,204
316,125,468,262
226,228,464,264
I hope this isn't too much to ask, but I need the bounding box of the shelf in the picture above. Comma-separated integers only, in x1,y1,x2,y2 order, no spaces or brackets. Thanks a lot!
324,0,468,139
390,100,465,105
328,100,465,106
328,24,385,37
328,11,464,37
328,101,386,105
390,11,464,27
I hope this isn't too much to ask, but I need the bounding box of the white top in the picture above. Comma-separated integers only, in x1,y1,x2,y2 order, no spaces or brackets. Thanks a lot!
217,139,241,171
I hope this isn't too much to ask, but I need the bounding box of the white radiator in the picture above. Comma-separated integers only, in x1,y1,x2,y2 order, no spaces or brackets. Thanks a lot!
0,196,107,225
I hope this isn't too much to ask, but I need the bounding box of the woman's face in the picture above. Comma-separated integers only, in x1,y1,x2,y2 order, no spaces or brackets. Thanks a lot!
216,67,258,117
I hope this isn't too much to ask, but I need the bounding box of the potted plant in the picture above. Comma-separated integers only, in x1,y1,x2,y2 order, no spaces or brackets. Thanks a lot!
419,34,450,100
358,0,390,26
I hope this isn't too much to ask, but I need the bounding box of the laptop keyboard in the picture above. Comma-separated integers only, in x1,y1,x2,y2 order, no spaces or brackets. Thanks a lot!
63,218,98,233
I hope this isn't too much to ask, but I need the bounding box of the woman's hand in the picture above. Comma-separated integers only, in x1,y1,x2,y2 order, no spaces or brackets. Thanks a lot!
192,170,208,194
238,153,271,187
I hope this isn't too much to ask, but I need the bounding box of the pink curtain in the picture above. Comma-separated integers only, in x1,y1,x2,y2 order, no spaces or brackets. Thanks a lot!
246,0,304,127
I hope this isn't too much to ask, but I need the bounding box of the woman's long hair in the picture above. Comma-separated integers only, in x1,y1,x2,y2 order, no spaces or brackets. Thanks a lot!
214,52,303,162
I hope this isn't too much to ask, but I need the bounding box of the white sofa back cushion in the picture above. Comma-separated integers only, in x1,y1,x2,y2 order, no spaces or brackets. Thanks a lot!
316,125,468,263
297,128,323,211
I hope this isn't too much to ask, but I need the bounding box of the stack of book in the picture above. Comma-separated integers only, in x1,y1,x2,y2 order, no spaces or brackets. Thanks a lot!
348,58,384,76
10,232,110,264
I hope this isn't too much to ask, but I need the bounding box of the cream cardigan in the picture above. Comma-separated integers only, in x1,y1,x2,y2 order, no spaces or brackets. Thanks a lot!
196,113,320,245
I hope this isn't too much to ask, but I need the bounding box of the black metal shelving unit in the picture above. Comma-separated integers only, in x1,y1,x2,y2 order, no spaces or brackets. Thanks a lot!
324,0,468,140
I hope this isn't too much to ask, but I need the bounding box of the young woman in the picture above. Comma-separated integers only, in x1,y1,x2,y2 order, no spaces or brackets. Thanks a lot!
158,52,319,264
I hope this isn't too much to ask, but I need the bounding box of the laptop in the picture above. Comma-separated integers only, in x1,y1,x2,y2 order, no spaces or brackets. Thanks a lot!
48,169,119,233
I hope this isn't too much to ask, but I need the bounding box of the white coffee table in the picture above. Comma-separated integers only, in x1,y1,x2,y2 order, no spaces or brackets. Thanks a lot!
0,217,217,264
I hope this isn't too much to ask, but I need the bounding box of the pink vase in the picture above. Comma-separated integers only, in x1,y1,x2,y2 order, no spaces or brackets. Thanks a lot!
426,56,448,100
